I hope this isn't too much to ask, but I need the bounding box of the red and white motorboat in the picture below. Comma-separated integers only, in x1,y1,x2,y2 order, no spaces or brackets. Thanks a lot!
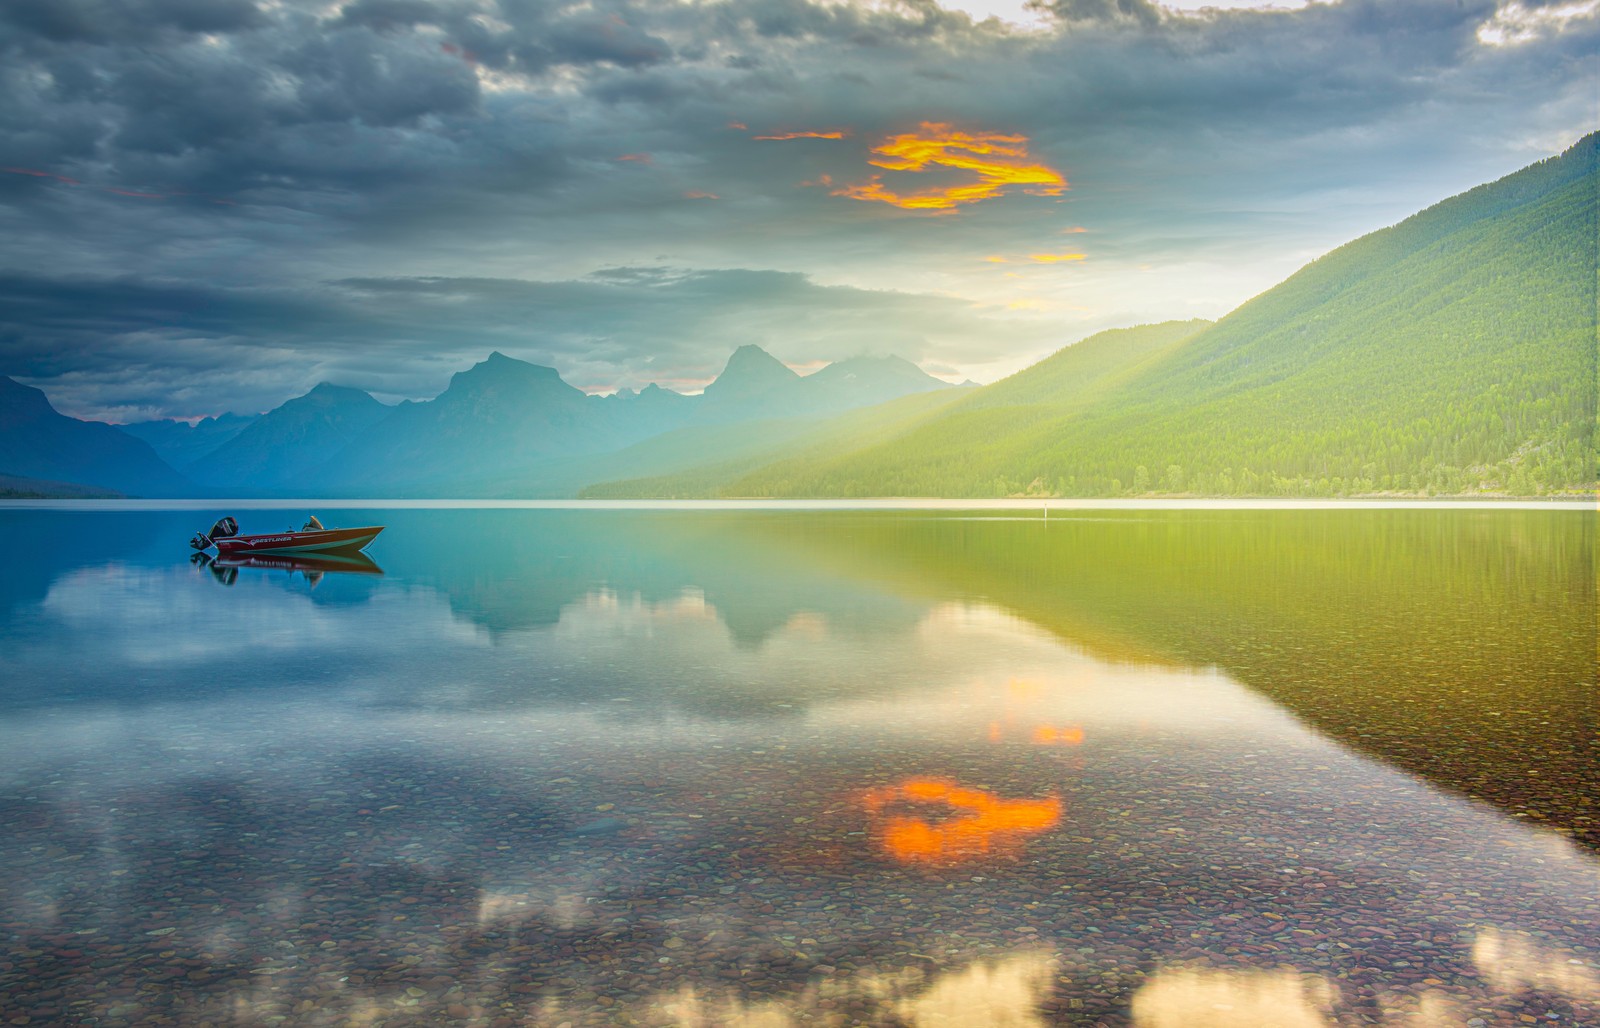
190,516,383,556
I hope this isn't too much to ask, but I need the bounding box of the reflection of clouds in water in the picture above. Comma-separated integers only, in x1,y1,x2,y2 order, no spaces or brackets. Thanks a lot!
1474,927,1600,1003
652,952,1055,1028
7,568,1600,1026
26,562,478,672
476,888,590,930
1131,967,1336,1027
816,602,1311,746
1128,936,1600,1028
898,952,1056,1027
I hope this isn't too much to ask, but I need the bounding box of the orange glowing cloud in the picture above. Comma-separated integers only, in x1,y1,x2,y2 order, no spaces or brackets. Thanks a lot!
1029,252,1087,263
983,255,1008,263
616,153,653,164
834,123,1066,212
754,130,849,141
860,778,1061,866
684,190,719,200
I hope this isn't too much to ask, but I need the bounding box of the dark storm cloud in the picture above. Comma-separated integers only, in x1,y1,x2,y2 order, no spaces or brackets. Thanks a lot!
0,267,1040,419
0,0,265,45
0,0,1593,417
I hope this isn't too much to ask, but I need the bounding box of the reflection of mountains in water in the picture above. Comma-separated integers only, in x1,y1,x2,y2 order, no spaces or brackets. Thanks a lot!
372,508,930,648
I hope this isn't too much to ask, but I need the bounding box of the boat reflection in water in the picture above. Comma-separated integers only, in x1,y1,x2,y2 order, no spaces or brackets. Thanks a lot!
191,549,384,587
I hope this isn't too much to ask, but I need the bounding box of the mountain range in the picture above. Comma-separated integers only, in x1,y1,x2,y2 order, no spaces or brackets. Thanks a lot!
1,132,1593,499
0,346,954,497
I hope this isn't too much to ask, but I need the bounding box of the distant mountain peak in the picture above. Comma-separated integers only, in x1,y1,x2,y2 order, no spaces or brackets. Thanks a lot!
303,382,375,401
803,354,950,404
279,383,384,414
705,345,799,397
456,351,565,386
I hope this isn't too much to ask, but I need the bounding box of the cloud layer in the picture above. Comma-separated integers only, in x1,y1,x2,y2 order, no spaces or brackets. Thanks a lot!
1,0,1594,418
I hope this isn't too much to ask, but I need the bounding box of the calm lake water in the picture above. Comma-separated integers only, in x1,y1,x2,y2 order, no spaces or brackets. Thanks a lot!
0,505,1595,1027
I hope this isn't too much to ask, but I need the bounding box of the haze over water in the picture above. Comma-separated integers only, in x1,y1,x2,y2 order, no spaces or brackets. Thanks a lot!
0,505,1595,1027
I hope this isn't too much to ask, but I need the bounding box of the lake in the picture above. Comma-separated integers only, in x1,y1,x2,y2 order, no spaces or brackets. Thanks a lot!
0,504,1595,1027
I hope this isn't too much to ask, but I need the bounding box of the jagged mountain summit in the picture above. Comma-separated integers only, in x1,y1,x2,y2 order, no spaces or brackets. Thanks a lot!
317,352,626,491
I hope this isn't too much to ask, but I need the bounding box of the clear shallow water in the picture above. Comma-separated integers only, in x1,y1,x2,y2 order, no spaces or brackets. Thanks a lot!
0,506,1595,1027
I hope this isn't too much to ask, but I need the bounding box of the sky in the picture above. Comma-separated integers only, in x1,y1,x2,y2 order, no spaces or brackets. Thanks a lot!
0,0,1594,421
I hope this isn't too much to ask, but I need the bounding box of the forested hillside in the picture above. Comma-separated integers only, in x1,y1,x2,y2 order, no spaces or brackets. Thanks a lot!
620,133,1596,498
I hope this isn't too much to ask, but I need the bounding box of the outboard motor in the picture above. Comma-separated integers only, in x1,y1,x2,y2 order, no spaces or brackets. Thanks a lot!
189,516,239,551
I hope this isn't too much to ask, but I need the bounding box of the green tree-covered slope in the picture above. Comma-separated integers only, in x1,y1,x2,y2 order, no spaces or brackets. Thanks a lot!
631,134,1595,498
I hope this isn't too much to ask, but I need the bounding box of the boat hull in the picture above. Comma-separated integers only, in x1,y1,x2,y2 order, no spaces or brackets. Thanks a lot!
214,526,383,555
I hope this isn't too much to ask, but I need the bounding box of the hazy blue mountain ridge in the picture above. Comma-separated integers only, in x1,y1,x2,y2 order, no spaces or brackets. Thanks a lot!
313,352,630,491
304,347,951,494
1,346,952,497
186,383,391,490
119,412,257,469
0,376,192,497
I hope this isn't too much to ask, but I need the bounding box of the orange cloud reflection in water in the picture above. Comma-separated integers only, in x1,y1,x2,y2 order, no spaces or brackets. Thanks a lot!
1031,724,1085,746
835,123,1066,212
860,778,1062,866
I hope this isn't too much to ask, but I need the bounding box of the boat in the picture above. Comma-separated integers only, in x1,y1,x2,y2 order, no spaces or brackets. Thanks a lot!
189,515,383,556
